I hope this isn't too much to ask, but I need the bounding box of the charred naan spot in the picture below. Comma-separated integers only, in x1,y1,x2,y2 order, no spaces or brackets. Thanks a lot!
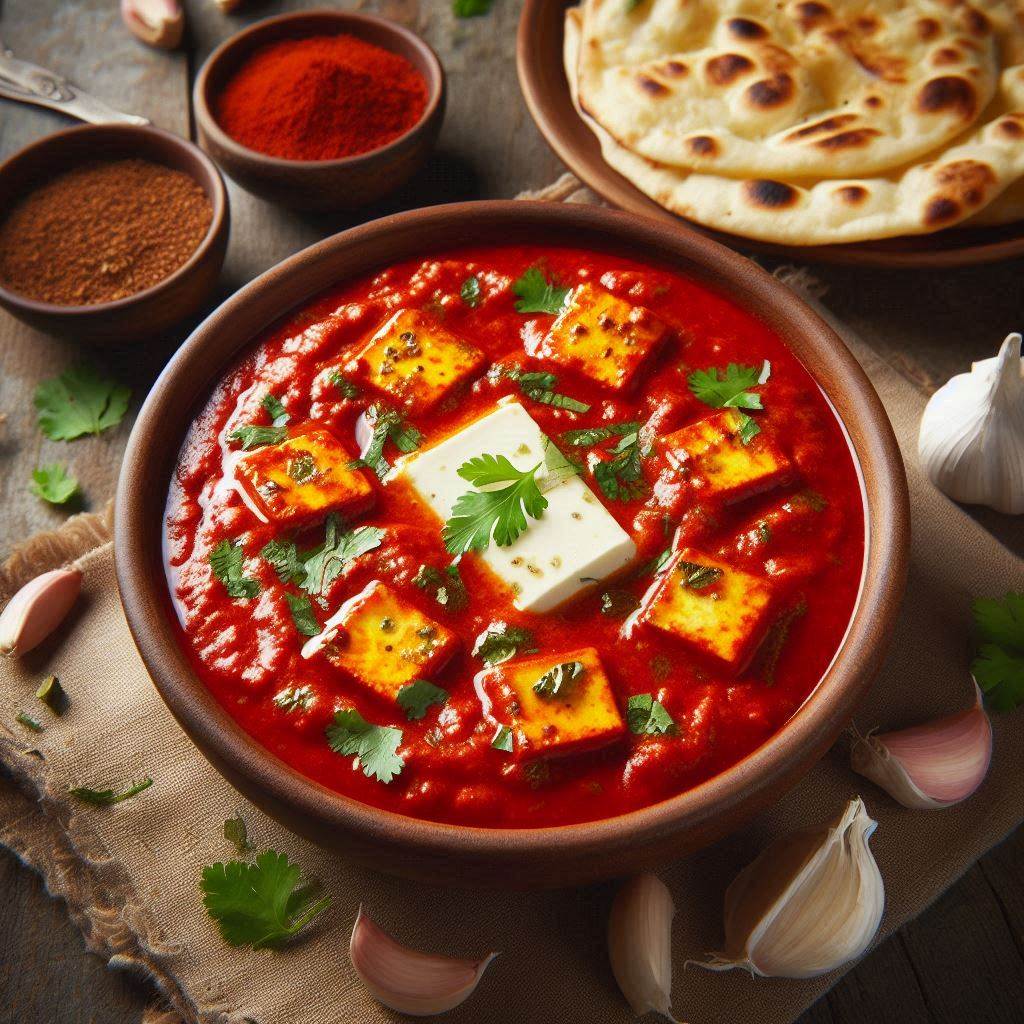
915,18,940,41
745,74,795,108
855,15,879,34
932,47,962,66
933,159,997,208
759,43,798,74
662,60,689,76
997,115,1024,139
728,17,768,39
795,1,831,30
688,135,718,156
917,76,976,120
706,53,755,85
744,179,799,209
924,197,961,225
851,46,907,82
864,95,883,108
959,7,990,36
955,36,980,52
814,128,882,149
785,114,858,140
835,185,869,205
637,74,670,96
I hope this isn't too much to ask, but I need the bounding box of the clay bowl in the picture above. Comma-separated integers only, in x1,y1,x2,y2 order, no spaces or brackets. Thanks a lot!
0,124,228,345
193,10,446,211
115,201,909,889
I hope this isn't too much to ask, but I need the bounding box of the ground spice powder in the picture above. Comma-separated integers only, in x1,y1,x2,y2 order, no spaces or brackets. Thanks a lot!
214,34,429,161
0,158,213,306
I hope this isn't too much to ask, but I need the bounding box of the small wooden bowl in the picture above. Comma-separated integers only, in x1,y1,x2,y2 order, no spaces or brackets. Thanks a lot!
116,201,910,889
0,124,228,344
193,10,446,211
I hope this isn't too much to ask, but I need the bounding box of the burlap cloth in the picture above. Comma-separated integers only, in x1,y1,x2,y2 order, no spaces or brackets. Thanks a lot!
2,177,1023,1024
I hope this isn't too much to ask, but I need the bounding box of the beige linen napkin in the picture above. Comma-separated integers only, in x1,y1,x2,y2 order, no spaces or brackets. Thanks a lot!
2,180,1022,1024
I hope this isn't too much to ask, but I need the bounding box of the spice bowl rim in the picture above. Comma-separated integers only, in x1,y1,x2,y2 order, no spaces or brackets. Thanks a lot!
0,123,228,318
192,8,446,170
115,200,910,889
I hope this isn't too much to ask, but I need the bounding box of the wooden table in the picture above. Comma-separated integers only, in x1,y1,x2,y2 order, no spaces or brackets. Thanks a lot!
1,2,1021,1021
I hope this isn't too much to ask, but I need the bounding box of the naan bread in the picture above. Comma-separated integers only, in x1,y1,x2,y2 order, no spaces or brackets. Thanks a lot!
576,0,1002,178
566,8,1024,244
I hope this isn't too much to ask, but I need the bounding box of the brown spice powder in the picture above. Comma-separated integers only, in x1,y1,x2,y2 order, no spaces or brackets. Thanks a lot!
0,158,213,306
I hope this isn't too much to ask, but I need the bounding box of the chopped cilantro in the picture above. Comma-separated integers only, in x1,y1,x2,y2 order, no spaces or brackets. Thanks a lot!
473,622,538,665
69,778,153,806
516,370,590,413
678,560,723,590
626,693,675,735
454,0,494,14
30,464,80,505
413,562,469,611
260,539,307,586
34,365,131,441
287,452,317,483
285,593,320,637
330,371,361,399
327,708,404,784
512,266,571,315
261,393,290,427
16,711,43,732
200,849,330,949
533,660,585,699
461,275,482,307
736,411,761,445
491,724,514,752
36,675,68,714
273,685,315,712
563,423,640,447
300,517,385,596
210,539,259,599
223,815,251,855
643,547,673,577
971,592,1024,711
601,589,641,618
564,420,647,500
688,361,770,411
397,680,449,721
350,404,422,480
229,424,288,450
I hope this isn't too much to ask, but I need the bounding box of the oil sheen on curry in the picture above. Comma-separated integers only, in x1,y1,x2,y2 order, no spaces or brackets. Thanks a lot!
164,245,865,828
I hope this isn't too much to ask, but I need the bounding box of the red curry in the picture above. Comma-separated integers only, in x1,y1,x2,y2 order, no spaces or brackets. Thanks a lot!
164,244,864,828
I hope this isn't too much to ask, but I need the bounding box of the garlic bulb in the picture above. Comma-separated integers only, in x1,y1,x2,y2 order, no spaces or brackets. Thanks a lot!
851,687,992,809
918,332,1024,514
607,874,678,1022
121,0,184,50
349,907,497,1016
697,797,883,978
0,568,82,657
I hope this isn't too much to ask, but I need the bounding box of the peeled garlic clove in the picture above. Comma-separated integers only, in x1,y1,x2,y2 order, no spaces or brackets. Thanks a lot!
918,332,1024,514
0,569,82,657
354,411,373,458
608,873,679,1022
851,687,992,809
698,796,883,979
349,907,497,1017
121,0,184,50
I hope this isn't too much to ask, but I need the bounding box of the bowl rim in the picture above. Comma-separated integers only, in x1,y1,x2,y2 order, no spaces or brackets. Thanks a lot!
193,8,446,170
0,123,228,317
115,200,909,862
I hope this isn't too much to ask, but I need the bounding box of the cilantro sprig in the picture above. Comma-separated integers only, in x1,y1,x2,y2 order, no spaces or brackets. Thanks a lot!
327,708,405,784
512,266,571,315
971,592,1024,711
69,778,153,806
34,365,131,441
261,393,290,427
31,464,80,505
350,404,422,480
397,680,449,721
564,420,647,501
210,539,259,599
688,362,770,446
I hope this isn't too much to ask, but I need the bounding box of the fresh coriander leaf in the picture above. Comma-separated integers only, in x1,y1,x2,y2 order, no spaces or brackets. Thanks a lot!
397,680,449,721
224,815,251,855
971,593,1024,711
200,849,331,949
273,685,315,713
287,452,318,483
517,370,558,391
34,365,131,441
540,438,581,487
326,709,404,784
519,376,590,413
688,362,770,411
30,464,80,505
643,547,673,577
678,560,724,590
210,539,259,599
563,422,640,447
36,675,68,714
454,0,494,15
565,421,647,501
260,539,307,585
300,519,385,596
626,693,675,735
736,411,761,445
350,405,422,480
512,266,570,315
601,589,641,618
491,724,514,752
413,562,469,611
533,660,585,699
461,275,482,307
16,711,42,732
473,622,538,665
285,593,320,637
230,424,288,450
330,371,361,399
757,521,772,545
69,778,153,806
443,454,547,554
261,393,290,427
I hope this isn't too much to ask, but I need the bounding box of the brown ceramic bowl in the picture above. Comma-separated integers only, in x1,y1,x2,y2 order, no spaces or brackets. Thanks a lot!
115,201,909,889
0,124,228,344
193,10,446,211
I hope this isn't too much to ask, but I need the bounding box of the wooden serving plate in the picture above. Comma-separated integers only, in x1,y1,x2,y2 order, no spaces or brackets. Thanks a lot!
116,201,908,889
517,0,1024,269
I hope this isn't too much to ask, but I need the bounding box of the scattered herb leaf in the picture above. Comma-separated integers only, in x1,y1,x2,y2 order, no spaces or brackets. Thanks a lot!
473,622,538,665
397,680,449,721
601,589,641,618
461,275,482,307
210,539,259,599
453,0,494,16
327,709,404,784
330,371,361,400
735,411,761,445
36,675,67,714
261,394,290,427
626,693,675,735
230,424,288,450
517,370,590,413
491,724,514,752
260,539,307,586
300,518,385,596
287,452,318,483
533,660,585,699
678,560,723,591
688,361,770,411
643,547,673,577
285,593,320,637
69,778,153,806
564,421,647,500
512,266,571,315
16,711,42,732
30,464,80,505
350,404,422,480
224,815,251,855
413,562,469,611
971,592,1024,711
34,365,131,441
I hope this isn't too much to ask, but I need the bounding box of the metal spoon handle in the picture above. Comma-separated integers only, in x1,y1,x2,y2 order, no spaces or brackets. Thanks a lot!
0,39,149,126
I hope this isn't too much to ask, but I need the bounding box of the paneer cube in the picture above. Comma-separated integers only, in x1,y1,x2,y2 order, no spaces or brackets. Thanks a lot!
475,647,625,760
235,428,375,526
344,308,486,414
301,580,458,700
660,410,792,505
640,548,776,674
533,283,670,390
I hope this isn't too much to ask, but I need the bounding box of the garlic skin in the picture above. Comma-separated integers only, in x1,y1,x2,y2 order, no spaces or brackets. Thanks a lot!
607,874,678,1022
0,569,82,657
349,907,497,1017
121,0,184,50
918,332,1024,514
699,797,883,979
851,688,992,809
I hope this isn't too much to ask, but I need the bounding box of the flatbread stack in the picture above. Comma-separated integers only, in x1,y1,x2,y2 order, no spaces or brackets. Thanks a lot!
564,0,1024,244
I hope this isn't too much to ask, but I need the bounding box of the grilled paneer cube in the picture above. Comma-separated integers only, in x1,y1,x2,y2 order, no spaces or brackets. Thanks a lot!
639,548,776,674
301,580,458,700
661,410,792,505
235,428,375,526
475,647,625,759
345,308,486,414
534,283,670,390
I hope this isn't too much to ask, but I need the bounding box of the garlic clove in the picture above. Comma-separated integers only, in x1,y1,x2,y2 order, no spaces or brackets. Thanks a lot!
851,686,992,809
0,568,82,657
607,873,680,1022
349,906,497,1017
697,796,883,979
121,0,184,50
354,411,373,458
918,332,1024,514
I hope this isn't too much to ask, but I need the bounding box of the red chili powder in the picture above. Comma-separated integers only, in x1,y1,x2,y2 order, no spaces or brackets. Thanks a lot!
214,34,429,161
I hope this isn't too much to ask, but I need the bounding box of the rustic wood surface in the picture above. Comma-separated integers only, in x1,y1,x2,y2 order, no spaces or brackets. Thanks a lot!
0,1,1021,1022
